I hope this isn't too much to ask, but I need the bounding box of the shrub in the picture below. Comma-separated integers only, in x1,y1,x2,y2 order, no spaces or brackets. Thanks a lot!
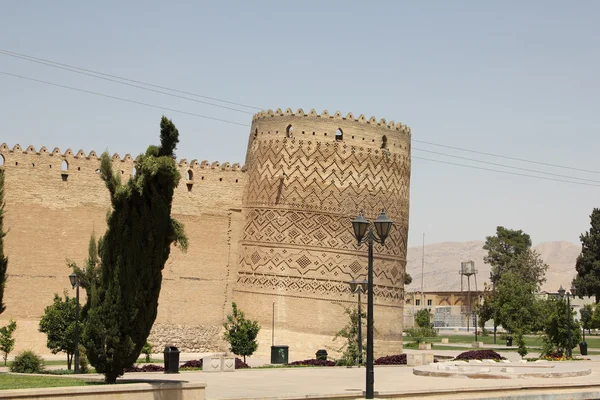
287,359,335,367
405,327,436,338
78,344,89,374
124,364,164,372
375,354,407,365
235,357,250,369
415,309,432,328
10,350,44,373
454,350,505,361
181,359,203,369
141,341,152,363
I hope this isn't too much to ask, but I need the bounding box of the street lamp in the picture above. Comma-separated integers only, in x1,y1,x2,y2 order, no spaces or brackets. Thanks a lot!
349,279,368,365
558,285,577,358
69,271,80,374
351,209,393,400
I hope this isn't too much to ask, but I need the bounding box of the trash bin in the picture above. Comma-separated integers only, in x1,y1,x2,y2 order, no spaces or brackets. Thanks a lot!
580,342,588,356
163,346,180,374
270,345,289,364
315,349,328,361
506,336,513,346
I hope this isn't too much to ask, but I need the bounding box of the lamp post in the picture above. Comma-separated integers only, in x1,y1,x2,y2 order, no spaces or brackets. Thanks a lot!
558,285,577,358
69,271,80,374
349,279,368,365
351,209,393,400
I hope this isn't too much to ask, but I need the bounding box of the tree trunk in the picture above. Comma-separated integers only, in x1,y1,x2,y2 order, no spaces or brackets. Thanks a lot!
243,355,246,363
105,370,119,384
67,353,72,370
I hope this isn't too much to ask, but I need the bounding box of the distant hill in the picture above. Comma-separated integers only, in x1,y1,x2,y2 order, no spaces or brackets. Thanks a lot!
404,240,581,293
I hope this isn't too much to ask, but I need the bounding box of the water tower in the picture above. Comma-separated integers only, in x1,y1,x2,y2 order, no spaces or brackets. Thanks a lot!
459,261,478,331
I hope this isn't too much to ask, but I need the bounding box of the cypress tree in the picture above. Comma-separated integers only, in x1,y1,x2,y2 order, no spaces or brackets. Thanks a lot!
83,116,187,383
0,170,8,314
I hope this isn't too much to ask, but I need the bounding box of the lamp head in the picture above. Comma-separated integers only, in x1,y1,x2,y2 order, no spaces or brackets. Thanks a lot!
557,285,566,298
359,279,368,293
349,280,358,293
570,285,577,296
69,271,78,289
351,212,369,244
373,209,393,244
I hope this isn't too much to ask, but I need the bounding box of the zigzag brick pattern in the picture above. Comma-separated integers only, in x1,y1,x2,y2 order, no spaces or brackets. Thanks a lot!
235,109,411,309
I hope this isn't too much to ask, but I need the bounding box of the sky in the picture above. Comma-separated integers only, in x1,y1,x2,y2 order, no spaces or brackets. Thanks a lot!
1,1,599,247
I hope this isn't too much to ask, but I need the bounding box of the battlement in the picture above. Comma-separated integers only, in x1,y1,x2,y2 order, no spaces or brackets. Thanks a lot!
252,108,411,135
0,143,245,172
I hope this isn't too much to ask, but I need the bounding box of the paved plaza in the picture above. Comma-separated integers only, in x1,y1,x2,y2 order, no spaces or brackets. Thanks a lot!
113,348,600,399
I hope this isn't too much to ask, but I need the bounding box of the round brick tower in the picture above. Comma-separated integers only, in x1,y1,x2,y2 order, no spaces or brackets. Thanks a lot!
233,108,411,358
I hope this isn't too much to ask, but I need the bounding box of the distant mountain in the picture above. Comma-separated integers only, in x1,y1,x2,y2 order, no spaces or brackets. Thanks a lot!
404,240,581,293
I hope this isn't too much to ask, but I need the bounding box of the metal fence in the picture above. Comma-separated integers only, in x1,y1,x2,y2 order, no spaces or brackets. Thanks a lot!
404,305,494,330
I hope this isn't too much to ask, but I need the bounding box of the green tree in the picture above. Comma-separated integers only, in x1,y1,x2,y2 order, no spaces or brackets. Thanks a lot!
0,319,16,365
542,297,581,356
476,283,494,334
504,249,549,288
573,208,600,303
404,273,412,285
223,302,260,363
415,309,431,328
333,307,365,366
580,304,594,334
494,272,540,334
483,226,532,284
38,292,77,369
79,116,188,383
515,330,528,358
0,171,8,314
592,303,600,330
141,341,152,363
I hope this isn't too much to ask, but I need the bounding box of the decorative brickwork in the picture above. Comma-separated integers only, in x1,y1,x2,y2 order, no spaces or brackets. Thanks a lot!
234,108,411,348
0,107,411,358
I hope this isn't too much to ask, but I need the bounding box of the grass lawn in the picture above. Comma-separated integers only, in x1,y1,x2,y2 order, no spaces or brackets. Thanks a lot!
0,374,101,390
413,334,548,347
1,357,162,369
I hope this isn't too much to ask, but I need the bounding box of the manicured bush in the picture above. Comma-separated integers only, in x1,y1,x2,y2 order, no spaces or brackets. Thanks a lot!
454,350,505,361
10,350,44,373
287,359,336,367
235,357,250,369
124,364,164,372
375,354,407,365
181,359,203,369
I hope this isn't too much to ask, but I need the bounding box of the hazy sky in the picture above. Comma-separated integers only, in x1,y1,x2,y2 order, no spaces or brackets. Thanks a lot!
1,1,599,247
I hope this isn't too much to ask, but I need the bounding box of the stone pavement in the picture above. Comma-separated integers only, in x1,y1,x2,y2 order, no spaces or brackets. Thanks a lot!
113,349,600,400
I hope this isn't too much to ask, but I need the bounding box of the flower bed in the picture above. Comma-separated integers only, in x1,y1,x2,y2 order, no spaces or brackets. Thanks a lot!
453,350,506,361
124,364,165,372
286,359,336,367
181,359,203,369
375,354,406,365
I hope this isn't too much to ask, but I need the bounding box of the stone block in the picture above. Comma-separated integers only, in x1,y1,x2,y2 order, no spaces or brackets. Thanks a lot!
471,341,483,348
468,359,483,364
422,353,434,364
221,356,235,372
202,356,222,372
479,367,491,372
501,367,515,373
441,338,449,344
406,354,423,366
418,343,431,350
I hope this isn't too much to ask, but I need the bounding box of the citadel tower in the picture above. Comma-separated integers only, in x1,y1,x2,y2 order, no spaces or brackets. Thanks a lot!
234,108,411,354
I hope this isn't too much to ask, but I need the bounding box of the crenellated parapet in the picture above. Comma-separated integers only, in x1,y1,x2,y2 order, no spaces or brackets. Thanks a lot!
0,143,246,182
252,108,411,134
